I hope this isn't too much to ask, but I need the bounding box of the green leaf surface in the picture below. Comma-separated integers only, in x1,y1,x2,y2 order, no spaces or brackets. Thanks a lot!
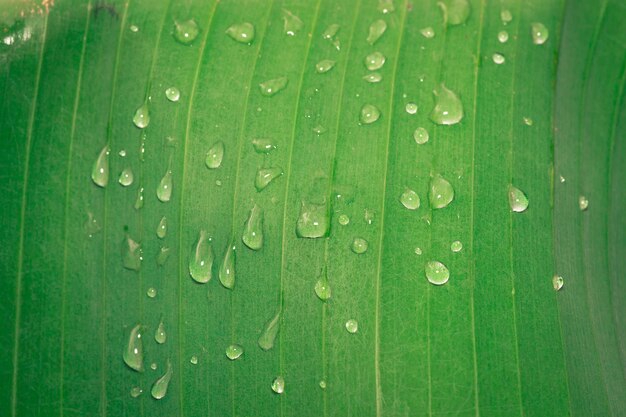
0,0,624,416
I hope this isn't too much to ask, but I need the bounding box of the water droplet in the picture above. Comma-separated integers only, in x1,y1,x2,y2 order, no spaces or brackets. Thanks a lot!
134,186,144,210
156,216,167,239
206,141,225,169
400,189,420,210
492,53,505,64
226,344,243,360
523,117,533,126
118,149,126,157
579,195,589,211
271,376,285,394
189,230,214,283
559,175,566,183
226,22,255,44
508,185,529,212
147,287,157,298
345,319,359,333
441,0,470,25
91,145,110,187
157,246,171,266
157,170,173,202
338,214,350,226
314,268,332,301
500,9,512,24
190,356,198,365
351,237,368,254
498,30,509,43
122,234,142,271
315,59,336,73
85,211,102,236
367,19,387,45
414,247,423,255
258,311,281,351
252,138,277,154
319,380,327,389
378,0,395,13
151,361,172,400
129,25,139,33
413,127,429,144
451,240,463,252
425,260,450,285
429,84,464,125
364,209,375,225
313,125,327,135
118,167,134,186
360,104,381,124
282,9,303,36
130,387,142,398
531,22,549,45
133,102,150,129
420,27,435,38
155,318,166,344
322,24,340,40
150,363,157,371
364,51,386,70
363,72,382,83
242,204,264,250
296,200,329,238
173,20,199,45
552,275,564,291
219,243,236,289
259,77,288,96
255,167,284,191
429,175,454,209
165,87,180,102
405,103,418,114
123,324,144,372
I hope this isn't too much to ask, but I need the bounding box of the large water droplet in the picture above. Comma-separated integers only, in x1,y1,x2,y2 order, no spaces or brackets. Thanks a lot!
367,19,387,44
157,170,173,202
531,22,549,45
420,27,435,38
226,22,255,44
406,102,418,114
314,267,331,301
226,344,243,360
360,104,381,124
252,138,277,154
282,9,303,36
242,204,264,250
413,127,429,144
351,237,368,254
147,287,157,298
151,361,172,400
552,275,564,291
429,175,454,209
189,230,214,283
400,189,420,210
296,200,329,238
429,84,463,125
498,30,509,43
315,59,336,74
363,72,382,83
425,260,449,285
133,102,150,129
271,376,285,394
492,53,505,64
345,319,359,333
123,324,144,372
155,318,167,344
219,243,236,289
508,185,529,212
157,246,171,266
190,356,198,365
255,167,283,191
206,141,224,169
364,51,386,70
165,87,180,102
259,77,288,96
579,195,589,211
134,186,144,210
118,167,134,187
440,0,470,25
173,20,199,45
91,145,110,187
258,311,281,351
122,234,142,271
157,216,167,239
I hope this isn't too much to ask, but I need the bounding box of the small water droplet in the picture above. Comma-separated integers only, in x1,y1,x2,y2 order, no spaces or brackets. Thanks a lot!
367,19,387,45
345,319,359,333
252,138,277,154
351,237,368,254
150,363,157,371
296,200,329,238
498,30,509,43
429,174,454,209
118,167,134,186
190,356,198,365
122,234,142,271
378,0,395,13
155,318,166,344
147,287,157,298
165,87,180,102
315,59,336,73
425,260,450,285
255,167,284,191
429,84,464,125
130,387,142,398
242,204,264,250
151,361,173,400
85,211,102,236
156,216,167,239
559,175,566,183
338,214,350,226
282,9,303,36
364,209,375,225
360,104,381,124
91,145,110,188
523,117,533,126
313,125,327,135
134,186,144,210
579,195,589,211
123,324,144,372
531,22,549,45
118,149,126,157
440,0,470,25
157,246,171,266
157,170,173,202
414,247,423,255
271,376,285,394
552,275,564,291
226,22,255,44
319,380,327,389
129,25,139,33
451,240,463,252
226,344,243,360
363,72,383,83
219,243,236,289
400,189,420,210
322,24,340,40
405,103,418,114
206,141,225,169
259,77,288,96
364,51,386,71
133,102,150,129
500,9,512,24
420,27,435,38
258,311,281,351
508,185,529,212
413,127,429,144
173,20,199,45
492,53,505,64
314,268,332,301
189,230,214,283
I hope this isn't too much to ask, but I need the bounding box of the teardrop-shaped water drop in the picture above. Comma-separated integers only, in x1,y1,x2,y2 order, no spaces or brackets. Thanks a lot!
134,186,144,210
130,387,142,398
157,246,171,266
296,200,329,238
133,102,150,129
367,19,387,45
425,260,449,285
351,237,368,254
413,127,429,144
226,344,243,360
441,0,470,25
165,87,180,102
322,24,340,40
314,267,331,301
553,275,564,291
363,72,382,83
429,174,454,209
315,59,336,74
226,22,255,44
206,141,224,169
400,189,420,210
531,22,549,45
345,319,359,333
271,376,285,394
85,211,102,236
123,324,144,372
151,361,173,400
255,167,283,191
360,104,381,124
118,167,134,187
378,0,395,13
364,51,386,71
242,204,264,250
508,185,529,212
429,84,463,125
156,216,167,239
155,318,167,344
282,9,303,36
173,20,199,45
420,27,435,38
122,234,142,271
252,138,277,154
219,243,236,289
313,125,327,135
258,311,281,351
157,170,173,202
91,145,110,187
259,77,288,96
189,230,214,283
